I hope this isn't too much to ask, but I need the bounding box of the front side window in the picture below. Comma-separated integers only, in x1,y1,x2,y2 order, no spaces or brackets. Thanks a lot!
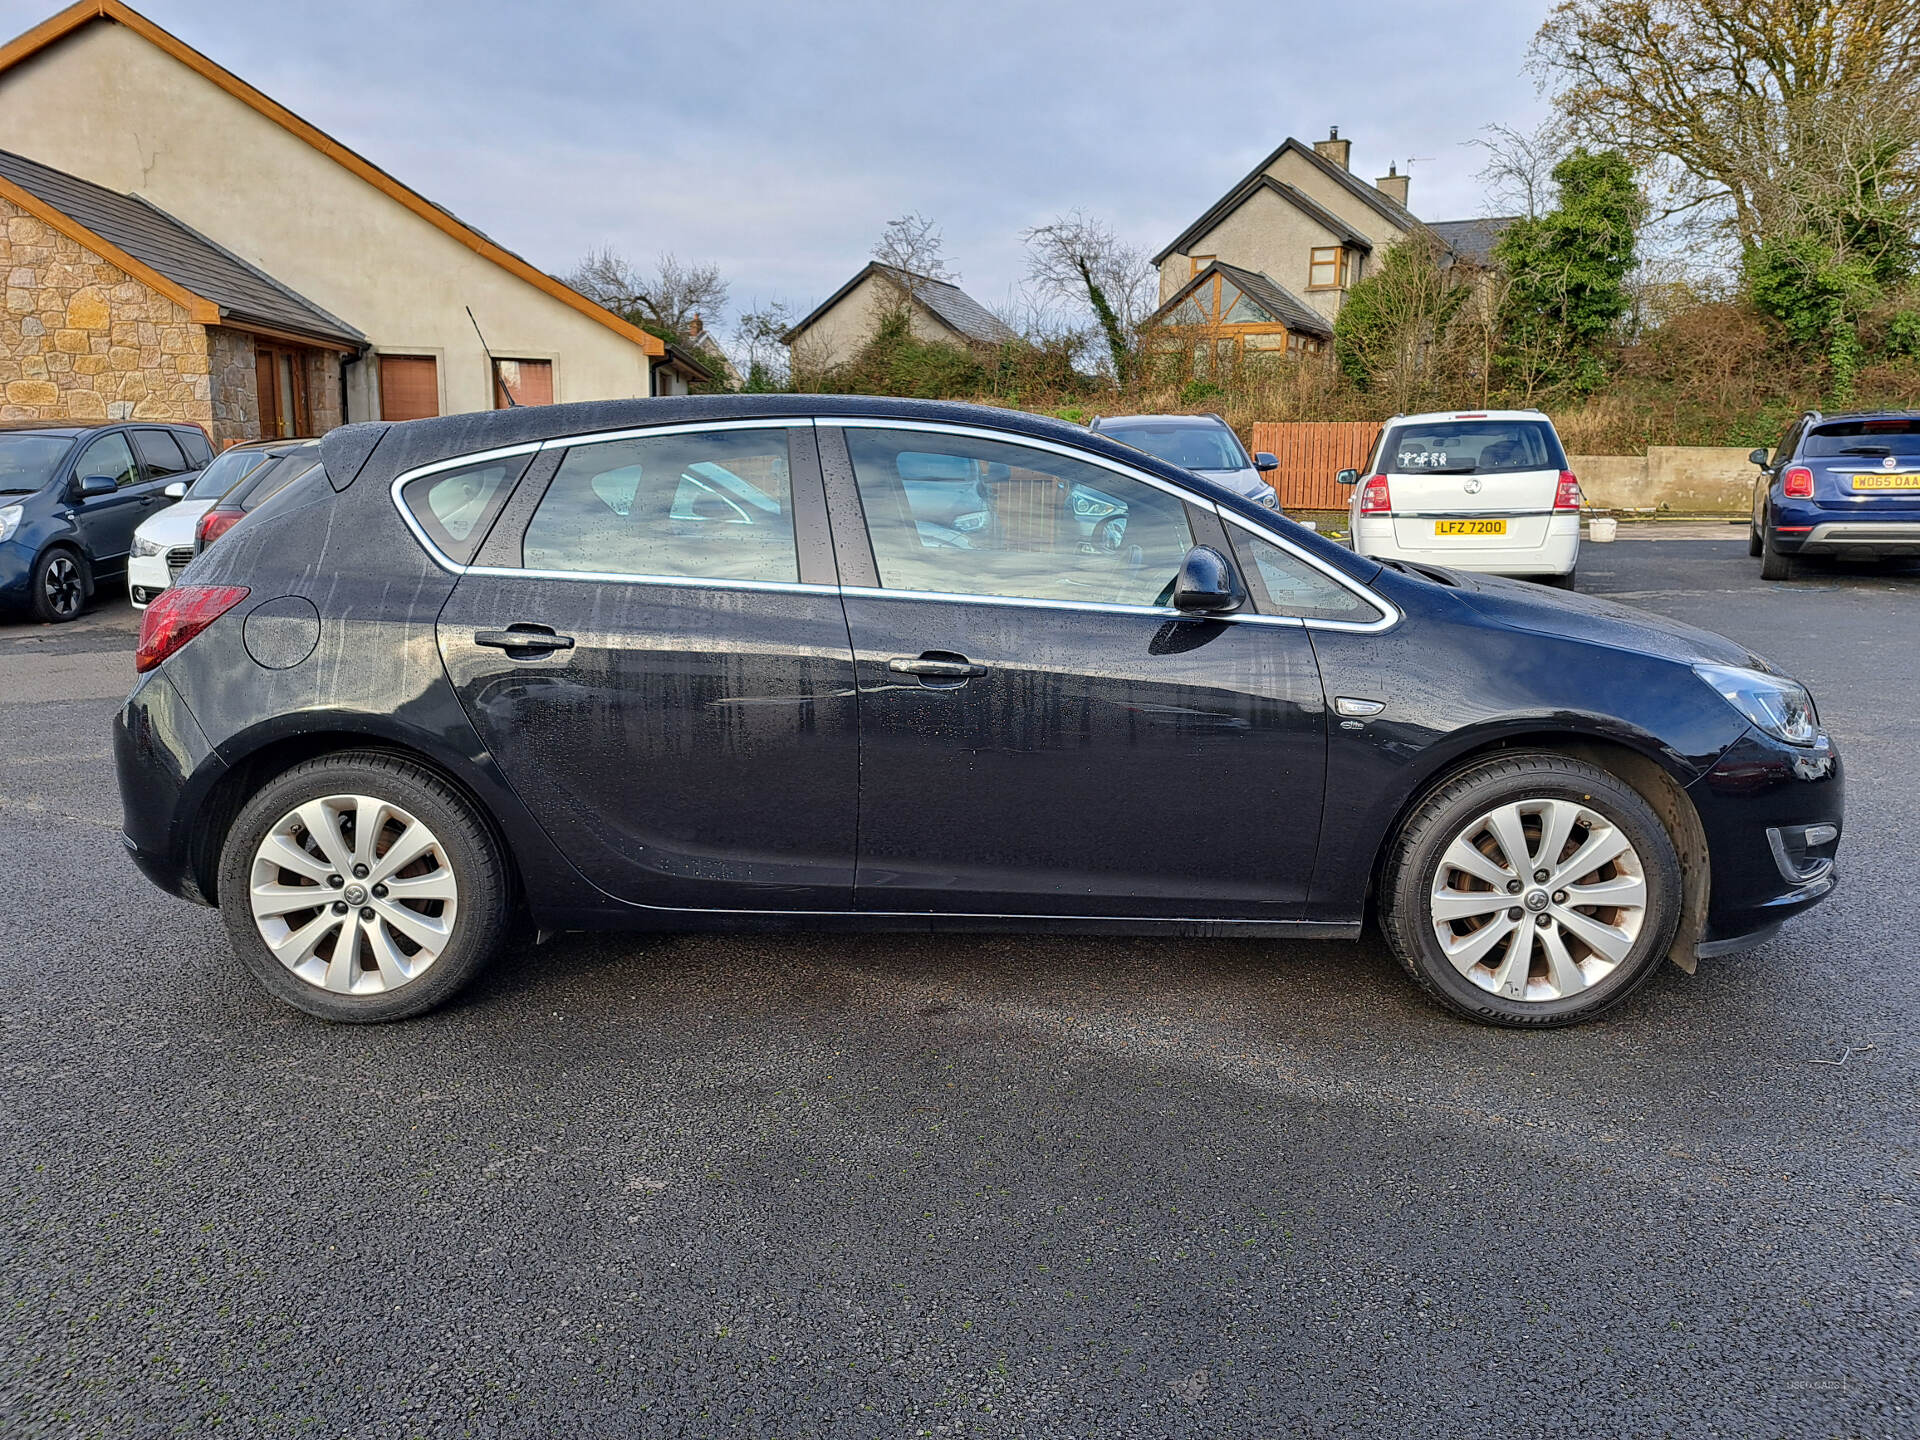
845,428,1196,609
133,429,190,478
401,459,518,564
523,427,798,582
74,432,139,489
1382,420,1566,476
1228,526,1380,623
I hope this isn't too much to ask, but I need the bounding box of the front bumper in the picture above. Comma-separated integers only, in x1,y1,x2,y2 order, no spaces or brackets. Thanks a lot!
1687,726,1843,945
127,550,171,607
0,540,34,607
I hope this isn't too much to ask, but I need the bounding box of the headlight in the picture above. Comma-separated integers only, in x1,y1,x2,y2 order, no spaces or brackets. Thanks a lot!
131,532,165,557
1259,490,1279,509
0,504,21,544
1693,662,1820,746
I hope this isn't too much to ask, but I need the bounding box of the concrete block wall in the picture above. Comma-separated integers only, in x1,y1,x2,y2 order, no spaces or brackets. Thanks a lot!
1570,446,1758,514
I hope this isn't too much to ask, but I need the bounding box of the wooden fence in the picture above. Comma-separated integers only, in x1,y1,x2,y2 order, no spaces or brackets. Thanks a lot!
1249,421,1381,510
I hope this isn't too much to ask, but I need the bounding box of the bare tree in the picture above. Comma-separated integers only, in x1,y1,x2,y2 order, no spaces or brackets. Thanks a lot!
871,213,956,310
1021,210,1153,384
1468,118,1573,219
564,247,730,337
733,300,794,390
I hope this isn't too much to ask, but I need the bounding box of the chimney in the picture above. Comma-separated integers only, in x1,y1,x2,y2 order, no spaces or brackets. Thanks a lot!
687,314,705,340
1375,162,1409,208
1313,125,1351,172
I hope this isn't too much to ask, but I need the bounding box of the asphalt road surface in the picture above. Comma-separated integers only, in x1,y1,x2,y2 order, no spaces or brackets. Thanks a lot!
4,547,1915,1439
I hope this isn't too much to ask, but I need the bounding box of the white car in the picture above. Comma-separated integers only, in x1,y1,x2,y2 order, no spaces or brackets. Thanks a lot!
1339,409,1581,586
127,440,285,607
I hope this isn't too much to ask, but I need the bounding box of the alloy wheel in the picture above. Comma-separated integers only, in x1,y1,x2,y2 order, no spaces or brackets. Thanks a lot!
248,793,459,995
42,554,82,618
1427,797,1648,1002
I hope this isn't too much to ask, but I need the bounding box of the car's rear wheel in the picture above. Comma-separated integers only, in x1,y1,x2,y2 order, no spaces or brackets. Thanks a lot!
1380,752,1682,1027
1748,520,1763,557
1759,510,1795,580
29,547,87,623
1539,568,1577,590
217,751,511,1022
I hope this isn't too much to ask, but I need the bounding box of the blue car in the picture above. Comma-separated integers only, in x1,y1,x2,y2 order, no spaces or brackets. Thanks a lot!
0,420,214,621
1750,410,1920,580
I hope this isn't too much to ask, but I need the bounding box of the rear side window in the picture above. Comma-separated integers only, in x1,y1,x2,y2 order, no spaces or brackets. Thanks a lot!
133,429,190,477
400,459,519,565
177,428,213,467
522,427,799,583
1800,420,1920,458
1382,420,1565,475
1228,525,1381,623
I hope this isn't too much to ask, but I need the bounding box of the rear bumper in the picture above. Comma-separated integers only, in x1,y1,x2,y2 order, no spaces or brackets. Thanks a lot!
1353,514,1580,575
114,669,224,904
1776,520,1920,558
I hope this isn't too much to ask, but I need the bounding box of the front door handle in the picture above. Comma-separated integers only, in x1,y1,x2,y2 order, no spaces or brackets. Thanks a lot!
475,626,575,655
887,653,986,683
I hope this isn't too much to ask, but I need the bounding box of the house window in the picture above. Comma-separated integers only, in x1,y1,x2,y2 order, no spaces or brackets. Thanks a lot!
1188,254,1217,277
493,358,554,408
1309,247,1347,290
379,354,440,422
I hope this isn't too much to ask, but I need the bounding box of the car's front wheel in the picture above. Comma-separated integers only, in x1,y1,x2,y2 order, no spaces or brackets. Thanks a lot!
29,547,88,622
217,751,512,1022
1380,753,1682,1027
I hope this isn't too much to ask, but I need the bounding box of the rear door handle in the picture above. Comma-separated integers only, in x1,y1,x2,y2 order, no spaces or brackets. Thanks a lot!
475,626,574,655
887,654,986,680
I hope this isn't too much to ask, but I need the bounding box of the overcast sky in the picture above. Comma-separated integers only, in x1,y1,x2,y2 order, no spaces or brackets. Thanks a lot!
2,0,1555,335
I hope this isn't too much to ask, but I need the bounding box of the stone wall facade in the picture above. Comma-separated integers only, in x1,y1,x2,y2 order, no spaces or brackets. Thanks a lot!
207,325,257,446
304,348,344,434
1,196,215,429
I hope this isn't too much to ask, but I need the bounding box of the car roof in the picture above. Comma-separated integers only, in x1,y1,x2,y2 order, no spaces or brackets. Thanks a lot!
0,420,205,436
1390,409,1554,425
1091,414,1230,429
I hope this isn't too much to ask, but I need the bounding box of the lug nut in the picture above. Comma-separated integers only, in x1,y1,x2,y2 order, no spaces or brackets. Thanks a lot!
360,906,375,921
352,864,370,879
1508,907,1523,921
1534,869,1549,883
331,901,347,915
1553,890,1567,904
327,874,343,888
1506,879,1522,894
371,884,388,899
1535,913,1551,926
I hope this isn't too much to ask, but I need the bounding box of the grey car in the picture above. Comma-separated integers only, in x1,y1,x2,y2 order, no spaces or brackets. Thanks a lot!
1090,413,1282,512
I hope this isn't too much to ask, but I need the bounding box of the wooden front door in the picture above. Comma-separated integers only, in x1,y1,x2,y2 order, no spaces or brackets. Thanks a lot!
256,343,312,438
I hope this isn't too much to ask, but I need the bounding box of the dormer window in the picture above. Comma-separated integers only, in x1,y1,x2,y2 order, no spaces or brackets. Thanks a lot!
1309,246,1348,291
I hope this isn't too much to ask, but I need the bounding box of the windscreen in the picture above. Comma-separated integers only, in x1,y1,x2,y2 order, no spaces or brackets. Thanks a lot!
1100,423,1247,472
1382,420,1566,475
0,434,72,494
184,446,272,500
1802,419,1920,459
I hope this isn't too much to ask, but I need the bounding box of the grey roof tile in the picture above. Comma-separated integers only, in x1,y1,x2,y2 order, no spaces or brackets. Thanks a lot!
0,147,364,346
1428,216,1519,267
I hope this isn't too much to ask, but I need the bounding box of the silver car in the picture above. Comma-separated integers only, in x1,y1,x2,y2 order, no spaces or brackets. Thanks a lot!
1089,413,1282,511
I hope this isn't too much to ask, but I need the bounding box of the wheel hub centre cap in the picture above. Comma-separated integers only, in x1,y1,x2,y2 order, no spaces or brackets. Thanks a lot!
1523,888,1551,913
343,883,368,906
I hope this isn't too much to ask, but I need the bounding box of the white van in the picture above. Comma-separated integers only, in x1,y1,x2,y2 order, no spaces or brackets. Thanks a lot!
1340,410,1581,586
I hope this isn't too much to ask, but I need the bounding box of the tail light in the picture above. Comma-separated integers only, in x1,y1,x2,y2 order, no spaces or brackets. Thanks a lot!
1358,475,1392,514
196,507,243,549
1553,471,1582,511
1782,466,1814,498
134,584,249,673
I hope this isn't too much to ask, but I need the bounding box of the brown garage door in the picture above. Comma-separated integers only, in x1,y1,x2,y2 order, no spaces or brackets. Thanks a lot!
379,355,439,421
494,358,553,408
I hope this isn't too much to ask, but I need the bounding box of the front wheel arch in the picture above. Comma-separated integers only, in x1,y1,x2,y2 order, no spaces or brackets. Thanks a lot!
1366,733,1710,973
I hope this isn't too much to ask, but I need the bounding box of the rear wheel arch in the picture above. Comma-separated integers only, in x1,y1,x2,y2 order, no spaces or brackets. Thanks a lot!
1367,731,1710,971
191,732,524,912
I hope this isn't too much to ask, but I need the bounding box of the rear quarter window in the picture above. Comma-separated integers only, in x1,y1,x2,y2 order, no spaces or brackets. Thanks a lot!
399,459,522,565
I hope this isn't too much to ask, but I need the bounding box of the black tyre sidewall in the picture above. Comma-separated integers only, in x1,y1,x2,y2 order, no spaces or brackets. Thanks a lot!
1382,755,1683,1028
30,546,87,623
217,752,510,1022
1759,510,1794,580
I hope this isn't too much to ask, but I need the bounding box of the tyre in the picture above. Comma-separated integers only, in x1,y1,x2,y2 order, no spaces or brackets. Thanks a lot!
1747,522,1763,557
1538,569,1577,591
1380,752,1682,1027
29,546,88,623
1759,511,1795,580
216,751,512,1022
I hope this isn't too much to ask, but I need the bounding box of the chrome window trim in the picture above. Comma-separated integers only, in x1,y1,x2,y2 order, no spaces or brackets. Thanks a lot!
462,564,832,595
1221,511,1401,634
832,417,1222,512
534,416,806,452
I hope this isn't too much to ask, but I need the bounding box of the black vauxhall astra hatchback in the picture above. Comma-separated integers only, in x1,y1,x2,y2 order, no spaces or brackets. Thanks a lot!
115,396,1843,1027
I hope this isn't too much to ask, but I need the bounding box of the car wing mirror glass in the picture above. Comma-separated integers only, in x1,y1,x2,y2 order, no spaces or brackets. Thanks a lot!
1748,447,1769,467
1171,544,1243,613
163,481,187,498
1254,452,1279,472
1335,468,1360,486
75,475,118,499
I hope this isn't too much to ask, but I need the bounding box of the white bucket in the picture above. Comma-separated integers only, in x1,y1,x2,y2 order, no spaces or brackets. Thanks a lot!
1588,516,1618,543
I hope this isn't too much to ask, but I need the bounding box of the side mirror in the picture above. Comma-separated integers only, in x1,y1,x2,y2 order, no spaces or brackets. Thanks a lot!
1171,544,1243,613
163,481,187,499
1335,468,1360,487
74,475,117,499
1748,447,1769,468
1254,452,1279,472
